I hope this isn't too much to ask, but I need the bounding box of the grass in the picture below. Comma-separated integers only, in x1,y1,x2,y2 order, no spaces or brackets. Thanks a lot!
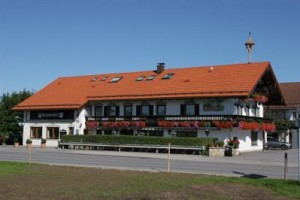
0,161,299,200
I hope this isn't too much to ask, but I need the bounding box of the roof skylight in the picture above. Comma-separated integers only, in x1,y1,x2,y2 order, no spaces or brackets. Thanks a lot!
110,77,123,83
162,73,175,80
100,76,108,82
136,76,146,81
146,75,156,81
91,77,98,82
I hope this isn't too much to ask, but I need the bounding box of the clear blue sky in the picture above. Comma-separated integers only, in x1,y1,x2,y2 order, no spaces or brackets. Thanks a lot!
0,0,299,95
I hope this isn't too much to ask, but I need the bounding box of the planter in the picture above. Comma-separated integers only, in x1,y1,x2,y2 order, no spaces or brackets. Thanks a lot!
232,148,240,156
208,147,225,157
41,143,46,149
14,143,19,148
27,144,32,148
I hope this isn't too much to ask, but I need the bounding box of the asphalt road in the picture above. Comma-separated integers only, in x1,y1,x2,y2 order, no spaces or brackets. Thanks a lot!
0,145,298,180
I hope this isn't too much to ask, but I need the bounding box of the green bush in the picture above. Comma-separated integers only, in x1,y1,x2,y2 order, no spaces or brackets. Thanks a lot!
13,138,19,143
61,135,216,147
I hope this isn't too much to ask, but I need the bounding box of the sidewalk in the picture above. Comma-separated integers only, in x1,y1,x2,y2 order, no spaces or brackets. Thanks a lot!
1,145,297,167
56,146,298,167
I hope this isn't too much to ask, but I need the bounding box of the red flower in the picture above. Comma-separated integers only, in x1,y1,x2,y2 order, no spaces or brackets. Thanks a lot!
253,93,268,103
260,123,276,132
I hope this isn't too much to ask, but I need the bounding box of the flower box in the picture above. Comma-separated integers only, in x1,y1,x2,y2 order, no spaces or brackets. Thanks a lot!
208,147,225,157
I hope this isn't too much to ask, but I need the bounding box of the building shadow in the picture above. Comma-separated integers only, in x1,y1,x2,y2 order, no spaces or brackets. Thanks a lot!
233,171,268,179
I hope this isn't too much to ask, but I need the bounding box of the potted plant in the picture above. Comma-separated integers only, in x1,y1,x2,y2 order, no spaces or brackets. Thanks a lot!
41,138,47,149
227,137,240,156
207,139,225,157
13,138,19,147
26,139,32,148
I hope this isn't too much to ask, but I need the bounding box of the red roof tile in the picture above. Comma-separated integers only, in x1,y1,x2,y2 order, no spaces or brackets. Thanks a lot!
278,82,300,109
13,62,274,110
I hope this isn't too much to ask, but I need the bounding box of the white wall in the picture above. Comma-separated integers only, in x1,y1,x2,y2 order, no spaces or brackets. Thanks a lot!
87,98,260,116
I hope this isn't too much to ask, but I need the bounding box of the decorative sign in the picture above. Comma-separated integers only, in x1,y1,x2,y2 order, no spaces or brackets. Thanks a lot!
30,110,74,120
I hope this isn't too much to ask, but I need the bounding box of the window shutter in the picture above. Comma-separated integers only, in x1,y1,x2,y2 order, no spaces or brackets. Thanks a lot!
195,104,199,116
149,105,154,116
136,105,141,116
104,106,108,116
116,106,120,116
180,104,186,116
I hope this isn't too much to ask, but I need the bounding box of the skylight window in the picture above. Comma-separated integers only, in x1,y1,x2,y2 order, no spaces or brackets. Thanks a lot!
91,77,98,82
100,76,108,82
136,76,146,81
162,73,175,80
110,77,123,83
146,75,156,81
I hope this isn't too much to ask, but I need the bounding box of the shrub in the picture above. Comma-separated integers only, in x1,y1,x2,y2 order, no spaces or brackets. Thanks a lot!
61,135,216,147
217,141,225,147
13,138,19,143
41,138,47,144
26,139,32,144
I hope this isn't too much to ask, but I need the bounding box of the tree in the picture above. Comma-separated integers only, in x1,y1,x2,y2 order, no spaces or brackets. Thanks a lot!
0,90,33,136
264,109,293,140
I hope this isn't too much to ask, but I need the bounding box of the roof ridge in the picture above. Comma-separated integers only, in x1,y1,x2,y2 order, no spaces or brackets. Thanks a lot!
57,61,270,79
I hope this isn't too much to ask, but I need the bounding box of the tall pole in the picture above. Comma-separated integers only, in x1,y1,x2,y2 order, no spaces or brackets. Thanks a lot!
298,118,300,182
297,106,300,182
245,32,255,63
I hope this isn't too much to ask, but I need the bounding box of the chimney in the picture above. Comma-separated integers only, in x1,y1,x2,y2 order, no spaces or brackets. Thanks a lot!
156,62,165,74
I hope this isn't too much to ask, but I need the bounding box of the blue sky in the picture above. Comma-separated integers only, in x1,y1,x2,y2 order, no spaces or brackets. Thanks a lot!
0,0,299,94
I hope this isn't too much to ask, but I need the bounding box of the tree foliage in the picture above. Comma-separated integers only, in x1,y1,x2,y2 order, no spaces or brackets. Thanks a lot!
0,90,33,136
264,109,294,134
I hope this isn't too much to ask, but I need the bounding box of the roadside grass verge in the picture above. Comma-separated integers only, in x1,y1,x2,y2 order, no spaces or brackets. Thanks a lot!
0,161,299,200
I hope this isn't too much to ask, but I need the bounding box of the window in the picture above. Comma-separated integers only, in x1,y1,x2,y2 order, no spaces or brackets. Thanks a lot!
136,76,146,81
234,103,243,115
180,104,199,116
95,106,102,116
85,106,91,116
157,105,166,116
100,76,108,82
104,106,119,116
251,131,258,146
136,105,153,116
142,106,150,116
109,106,116,116
252,105,259,117
47,127,59,139
245,106,250,116
110,77,123,83
68,127,74,135
30,127,42,139
91,77,98,82
162,73,175,80
124,105,133,116
292,112,297,120
146,75,156,81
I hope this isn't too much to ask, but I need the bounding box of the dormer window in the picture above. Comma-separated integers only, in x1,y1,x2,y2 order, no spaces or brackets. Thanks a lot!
146,75,156,81
100,76,108,82
162,73,174,80
110,77,123,83
91,77,98,82
136,76,146,81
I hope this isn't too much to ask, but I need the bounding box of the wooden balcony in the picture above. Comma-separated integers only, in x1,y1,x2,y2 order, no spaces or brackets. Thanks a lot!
86,115,273,130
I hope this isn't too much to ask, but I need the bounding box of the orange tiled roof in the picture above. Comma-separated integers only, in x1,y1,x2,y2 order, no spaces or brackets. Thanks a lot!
280,82,300,107
13,62,272,110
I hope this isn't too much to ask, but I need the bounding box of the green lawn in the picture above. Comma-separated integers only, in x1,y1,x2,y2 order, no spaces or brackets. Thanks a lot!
0,161,299,200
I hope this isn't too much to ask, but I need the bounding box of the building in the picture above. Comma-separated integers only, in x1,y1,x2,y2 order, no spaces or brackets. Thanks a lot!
267,82,300,148
13,62,285,152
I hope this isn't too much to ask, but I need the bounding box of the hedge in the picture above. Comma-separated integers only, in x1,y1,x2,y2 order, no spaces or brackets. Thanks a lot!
61,135,216,147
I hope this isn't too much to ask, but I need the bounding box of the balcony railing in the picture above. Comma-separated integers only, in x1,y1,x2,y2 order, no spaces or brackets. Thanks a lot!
86,115,273,125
